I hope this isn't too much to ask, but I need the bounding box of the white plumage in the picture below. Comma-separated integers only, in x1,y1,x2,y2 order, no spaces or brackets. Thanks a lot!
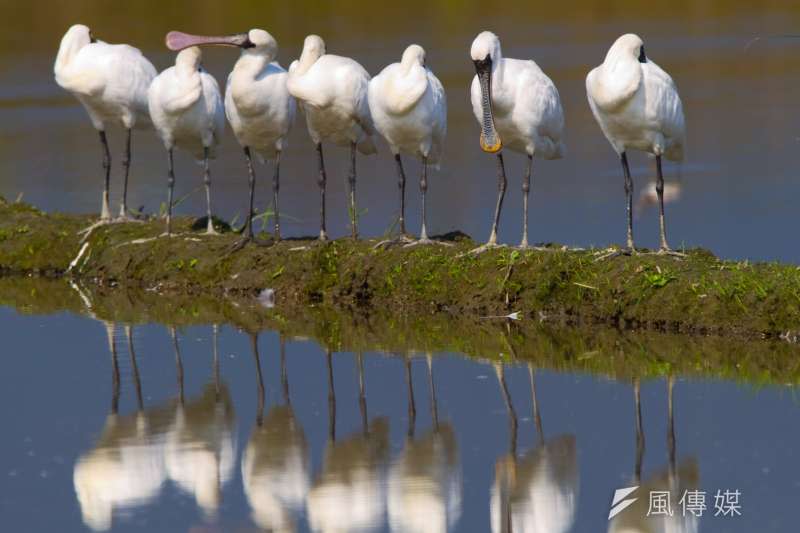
288,35,376,239
225,29,296,241
369,44,447,242
587,33,686,253
148,46,225,234
469,34,565,160
469,31,566,250
54,24,157,220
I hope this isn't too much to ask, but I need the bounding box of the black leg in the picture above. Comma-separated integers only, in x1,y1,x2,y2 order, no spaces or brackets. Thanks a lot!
621,152,635,251
107,323,120,415
395,154,407,235
358,352,368,436
405,356,416,439
317,143,328,241
488,152,508,245
326,350,336,442
244,147,256,239
165,148,175,235
420,156,429,241
171,327,184,405
348,141,358,239
252,333,265,426
203,147,216,235
99,131,111,221
126,325,144,411
656,155,670,251
119,128,132,219
273,151,281,240
634,378,644,482
520,155,532,248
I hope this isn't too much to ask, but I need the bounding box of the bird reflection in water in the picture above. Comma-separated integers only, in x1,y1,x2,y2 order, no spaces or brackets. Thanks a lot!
165,324,237,520
607,376,698,533
73,323,236,530
73,322,171,531
387,353,462,532
306,351,390,532
490,362,578,533
242,334,311,533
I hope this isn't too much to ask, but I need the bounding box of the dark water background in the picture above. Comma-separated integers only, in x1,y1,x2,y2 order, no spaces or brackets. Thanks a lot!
2,2,800,531
2,1,800,260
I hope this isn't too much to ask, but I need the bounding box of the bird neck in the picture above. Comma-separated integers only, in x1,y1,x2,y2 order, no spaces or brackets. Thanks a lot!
233,51,271,79
295,47,322,76
55,32,90,75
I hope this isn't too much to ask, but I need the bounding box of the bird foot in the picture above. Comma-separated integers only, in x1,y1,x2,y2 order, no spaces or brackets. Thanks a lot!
594,247,636,261
373,234,416,249
227,234,274,254
465,242,507,256
651,247,686,259
404,238,453,248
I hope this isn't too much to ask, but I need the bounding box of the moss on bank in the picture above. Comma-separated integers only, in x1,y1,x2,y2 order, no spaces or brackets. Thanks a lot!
2,198,800,340
2,276,799,386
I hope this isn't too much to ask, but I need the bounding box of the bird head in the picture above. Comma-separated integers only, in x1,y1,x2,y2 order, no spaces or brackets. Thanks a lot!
471,31,502,153
607,33,647,64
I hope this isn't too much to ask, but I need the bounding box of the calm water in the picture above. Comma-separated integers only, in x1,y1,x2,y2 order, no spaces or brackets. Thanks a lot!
3,2,800,531
2,2,800,260
0,305,798,532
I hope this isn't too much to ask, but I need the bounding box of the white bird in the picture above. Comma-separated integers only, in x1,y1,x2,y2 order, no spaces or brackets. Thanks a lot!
587,33,686,255
242,336,310,533
54,24,156,222
288,35,376,240
369,44,447,245
490,365,578,533
469,31,566,252
148,39,225,235
167,29,296,245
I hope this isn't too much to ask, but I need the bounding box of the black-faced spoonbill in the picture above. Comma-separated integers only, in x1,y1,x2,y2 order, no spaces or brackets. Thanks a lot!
167,29,296,246
149,40,225,235
470,31,566,253
288,35,376,240
54,24,157,222
369,44,447,247
587,34,686,256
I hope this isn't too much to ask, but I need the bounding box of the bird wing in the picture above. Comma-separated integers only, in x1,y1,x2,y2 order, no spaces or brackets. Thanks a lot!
428,68,448,164
642,61,686,160
201,71,225,146
513,60,565,157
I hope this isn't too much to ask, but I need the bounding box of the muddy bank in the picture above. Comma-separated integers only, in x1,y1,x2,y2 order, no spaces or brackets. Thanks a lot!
2,276,799,385
2,197,800,340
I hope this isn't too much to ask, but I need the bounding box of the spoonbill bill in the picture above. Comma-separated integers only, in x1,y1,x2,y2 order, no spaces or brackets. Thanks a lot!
288,35,376,240
587,34,686,256
470,31,566,252
369,44,447,246
54,24,157,222
149,40,225,235
166,29,296,245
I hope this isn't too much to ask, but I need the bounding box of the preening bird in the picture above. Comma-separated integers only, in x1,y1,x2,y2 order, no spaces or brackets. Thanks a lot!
288,35,376,240
54,24,157,222
587,33,686,255
470,31,566,252
166,29,296,245
369,44,447,245
148,41,225,235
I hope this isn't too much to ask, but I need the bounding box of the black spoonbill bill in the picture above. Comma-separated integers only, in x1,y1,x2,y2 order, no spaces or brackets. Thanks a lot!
54,24,157,222
470,31,566,252
369,44,447,246
288,35,376,240
587,34,686,256
166,29,296,246
149,38,225,235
